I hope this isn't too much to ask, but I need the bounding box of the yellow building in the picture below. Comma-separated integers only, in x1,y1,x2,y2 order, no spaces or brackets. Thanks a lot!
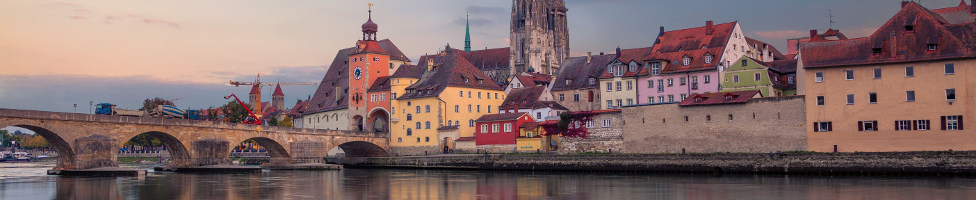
515,120,559,153
799,2,975,152
390,49,505,155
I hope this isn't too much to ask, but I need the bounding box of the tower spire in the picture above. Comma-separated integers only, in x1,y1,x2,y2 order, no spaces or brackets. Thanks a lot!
464,12,472,53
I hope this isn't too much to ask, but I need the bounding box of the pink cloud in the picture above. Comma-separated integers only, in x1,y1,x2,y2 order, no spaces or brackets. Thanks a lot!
753,30,807,39
69,16,86,20
72,8,89,13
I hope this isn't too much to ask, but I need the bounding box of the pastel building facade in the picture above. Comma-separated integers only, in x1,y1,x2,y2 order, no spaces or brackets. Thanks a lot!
599,47,652,109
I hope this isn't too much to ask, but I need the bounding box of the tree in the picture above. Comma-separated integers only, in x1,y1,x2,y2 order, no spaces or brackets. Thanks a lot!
204,106,221,121
20,135,49,149
141,97,176,112
221,100,250,123
279,116,294,127
124,134,162,147
541,111,596,138
267,117,279,126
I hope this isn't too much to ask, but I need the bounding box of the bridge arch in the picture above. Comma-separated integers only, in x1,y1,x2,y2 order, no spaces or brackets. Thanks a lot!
119,131,192,167
233,137,291,165
367,107,390,133
336,141,388,157
6,124,75,169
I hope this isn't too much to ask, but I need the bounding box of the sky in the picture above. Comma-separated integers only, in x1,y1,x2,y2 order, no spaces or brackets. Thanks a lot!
0,0,968,118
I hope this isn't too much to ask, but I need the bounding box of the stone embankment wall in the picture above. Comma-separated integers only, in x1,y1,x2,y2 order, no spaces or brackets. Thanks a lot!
622,96,806,154
348,151,976,175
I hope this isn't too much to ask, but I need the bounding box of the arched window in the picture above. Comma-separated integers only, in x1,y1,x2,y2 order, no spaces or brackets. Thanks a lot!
398,137,403,142
416,138,420,142
425,105,431,113
406,114,412,121
455,105,459,113
448,121,453,126
455,120,460,127
406,129,412,136
416,106,421,113
425,137,430,142
425,121,431,129
416,122,421,129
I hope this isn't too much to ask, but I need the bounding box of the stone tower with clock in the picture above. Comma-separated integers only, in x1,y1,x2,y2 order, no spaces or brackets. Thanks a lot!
347,7,392,132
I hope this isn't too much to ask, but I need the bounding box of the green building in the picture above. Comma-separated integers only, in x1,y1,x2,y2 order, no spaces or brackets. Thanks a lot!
721,56,797,97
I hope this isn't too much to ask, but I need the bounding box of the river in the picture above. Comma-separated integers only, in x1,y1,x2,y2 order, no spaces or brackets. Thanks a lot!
2,162,976,200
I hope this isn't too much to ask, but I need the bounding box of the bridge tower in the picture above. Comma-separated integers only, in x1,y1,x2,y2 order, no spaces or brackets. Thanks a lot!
348,5,392,132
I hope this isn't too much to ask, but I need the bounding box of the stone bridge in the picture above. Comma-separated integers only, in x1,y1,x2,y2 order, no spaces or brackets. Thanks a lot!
0,108,389,170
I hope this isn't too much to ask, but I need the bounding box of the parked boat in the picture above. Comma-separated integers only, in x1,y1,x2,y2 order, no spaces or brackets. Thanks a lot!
2,152,31,163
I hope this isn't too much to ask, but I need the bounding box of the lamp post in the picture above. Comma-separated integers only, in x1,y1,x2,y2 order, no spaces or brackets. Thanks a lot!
89,101,93,115
74,104,77,113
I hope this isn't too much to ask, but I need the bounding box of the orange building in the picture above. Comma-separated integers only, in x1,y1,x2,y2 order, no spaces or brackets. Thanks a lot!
799,1,975,152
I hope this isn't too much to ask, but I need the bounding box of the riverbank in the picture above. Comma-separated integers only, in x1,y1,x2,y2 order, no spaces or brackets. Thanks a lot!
345,151,976,175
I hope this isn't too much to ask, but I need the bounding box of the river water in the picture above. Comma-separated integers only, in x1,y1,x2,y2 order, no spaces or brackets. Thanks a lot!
3,162,976,200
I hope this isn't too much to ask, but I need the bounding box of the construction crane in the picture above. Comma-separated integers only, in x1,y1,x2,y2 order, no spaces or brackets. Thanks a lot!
228,73,318,88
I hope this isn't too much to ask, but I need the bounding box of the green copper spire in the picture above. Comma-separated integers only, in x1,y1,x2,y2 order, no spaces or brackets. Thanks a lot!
464,13,471,53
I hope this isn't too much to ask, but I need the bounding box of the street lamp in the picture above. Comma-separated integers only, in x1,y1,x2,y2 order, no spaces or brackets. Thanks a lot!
74,104,77,113
89,101,93,115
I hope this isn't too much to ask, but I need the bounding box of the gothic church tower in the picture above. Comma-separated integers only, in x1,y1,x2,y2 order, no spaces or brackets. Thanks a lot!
510,0,569,76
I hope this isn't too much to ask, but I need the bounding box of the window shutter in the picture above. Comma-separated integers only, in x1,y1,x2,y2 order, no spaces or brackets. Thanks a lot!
827,122,833,131
941,116,947,130
912,120,918,130
813,122,820,132
895,121,900,131
858,121,864,131
873,121,879,131
926,120,931,131
959,116,964,130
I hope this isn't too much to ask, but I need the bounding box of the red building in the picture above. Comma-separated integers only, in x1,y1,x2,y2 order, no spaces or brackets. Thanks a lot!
474,112,535,145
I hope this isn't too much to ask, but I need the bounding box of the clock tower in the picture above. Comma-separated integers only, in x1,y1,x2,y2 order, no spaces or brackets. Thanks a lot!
348,5,392,131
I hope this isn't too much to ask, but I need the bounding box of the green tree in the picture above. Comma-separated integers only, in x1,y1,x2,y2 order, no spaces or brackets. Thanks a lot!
204,106,220,121
141,97,176,112
124,134,162,147
221,100,250,123
267,117,279,126
279,116,294,128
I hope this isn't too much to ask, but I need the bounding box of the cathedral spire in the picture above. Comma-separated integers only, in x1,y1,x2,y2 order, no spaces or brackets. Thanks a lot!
464,13,472,53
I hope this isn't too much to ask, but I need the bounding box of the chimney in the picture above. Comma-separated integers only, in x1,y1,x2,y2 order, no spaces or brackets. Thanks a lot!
615,47,622,58
586,52,592,64
659,26,665,36
705,21,714,35
901,1,909,8
810,29,818,38
600,52,605,55
972,0,975,13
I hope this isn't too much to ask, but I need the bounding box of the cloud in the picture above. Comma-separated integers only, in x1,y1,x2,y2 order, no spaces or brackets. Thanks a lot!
753,30,808,39
125,14,180,28
69,16,86,20
467,6,506,15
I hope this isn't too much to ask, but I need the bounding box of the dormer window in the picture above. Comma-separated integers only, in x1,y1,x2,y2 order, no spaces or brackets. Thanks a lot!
651,62,661,75
725,96,734,101
566,79,572,85
872,48,883,55
589,78,595,85
629,63,637,72
742,59,748,66
905,25,915,32
701,45,707,49
464,78,469,83
682,57,691,66
928,44,938,51
695,98,703,103
704,54,712,64
478,80,483,84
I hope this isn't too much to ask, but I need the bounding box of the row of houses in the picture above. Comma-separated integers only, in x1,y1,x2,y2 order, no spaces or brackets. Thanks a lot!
285,1,975,155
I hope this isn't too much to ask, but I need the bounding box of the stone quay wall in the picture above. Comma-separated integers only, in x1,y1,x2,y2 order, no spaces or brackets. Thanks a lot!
348,151,976,175
621,96,807,154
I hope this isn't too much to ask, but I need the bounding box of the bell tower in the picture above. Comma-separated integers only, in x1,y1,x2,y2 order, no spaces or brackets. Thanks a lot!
510,0,570,76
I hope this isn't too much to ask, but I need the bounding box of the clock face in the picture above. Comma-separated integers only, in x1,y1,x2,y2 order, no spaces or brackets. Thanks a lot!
354,67,363,80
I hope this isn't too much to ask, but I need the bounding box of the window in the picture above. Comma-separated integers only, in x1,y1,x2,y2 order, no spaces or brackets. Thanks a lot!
415,122,421,129
455,105,459,113
858,121,878,131
425,121,431,129
406,114,413,121
606,82,612,92
657,80,665,92
846,94,855,105
370,94,377,102
729,114,734,121
814,121,833,132
943,115,963,130
602,119,612,127
406,129,412,136
905,66,914,77
680,94,687,101
392,93,397,100
928,44,938,51
733,75,739,83
495,93,499,99
478,92,482,99
626,81,633,90
477,105,481,113
481,124,488,133
536,112,542,119
704,55,712,64
946,89,956,101
659,96,665,103
459,91,463,97
504,123,513,132
679,78,686,85
845,70,854,80
873,68,882,79
706,115,711,121
425,105,430,113
906,91,915,102
817,96,825,106
488,106,492,113
586,120,594,128
704,75,711,83
398,137,402,142
742,59,748,66
416,138,421,142
468,91,472,98
945,64,955,75
559,94,565,101
651,62,661,75
788,76,794,84
869,93,877,104
589,78,595,85
755,73,761,81
815,72,824,82
416,106,421,113
468,104,472,112
447,121,453,126
574,94,580,102
627,99,633,106
606,100,613,108
616,99,623,108
648,97,655,104
683,57,691,66
616,82,622,91
667,79,674,86
895,120,911,131
469,120,474,127
917,120,930,130
648,80,654,88
668,95,674,102
425,137,430,142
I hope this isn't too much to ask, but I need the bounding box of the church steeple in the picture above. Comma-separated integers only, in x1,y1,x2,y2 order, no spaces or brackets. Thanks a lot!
464,13,472,53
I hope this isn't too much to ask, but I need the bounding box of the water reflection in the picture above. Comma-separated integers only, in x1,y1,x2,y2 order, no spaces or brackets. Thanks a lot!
3,164,976,200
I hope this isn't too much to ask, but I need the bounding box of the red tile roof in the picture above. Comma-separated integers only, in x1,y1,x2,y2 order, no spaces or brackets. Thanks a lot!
551,54,617,91
367,76,391,93
932,0,976,24
801,2,976,68
533,101,569,111
475,112,530,122
501,86,546,109
399,51,503,100
249,84,260,95
378,39,411,62
600,47,653,78
356,40,388,55
645,48,724,74
644,21,738,74
678,90,761,106
286,99,309,116
514,72,552,88
519,122,539,129
306,39,409,115
272,84,284,96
